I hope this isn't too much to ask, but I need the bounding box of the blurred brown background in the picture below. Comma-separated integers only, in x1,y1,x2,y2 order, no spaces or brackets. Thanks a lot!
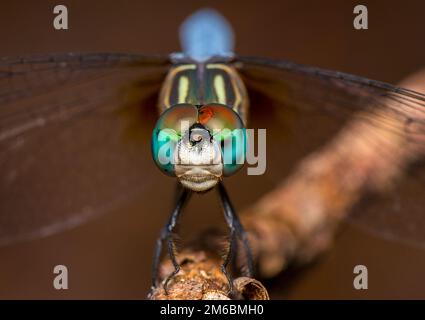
1,0,425,299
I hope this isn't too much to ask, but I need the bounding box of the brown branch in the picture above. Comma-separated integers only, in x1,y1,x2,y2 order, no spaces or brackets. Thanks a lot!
148,228,269,300
148,246,269,300
149,70,425,300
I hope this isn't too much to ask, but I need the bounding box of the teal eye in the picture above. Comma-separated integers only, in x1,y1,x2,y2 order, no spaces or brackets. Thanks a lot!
198,104,246,176
151,104,198,176
221,127,246,176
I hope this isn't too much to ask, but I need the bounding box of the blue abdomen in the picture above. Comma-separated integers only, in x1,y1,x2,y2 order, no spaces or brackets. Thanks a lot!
179,9,234,62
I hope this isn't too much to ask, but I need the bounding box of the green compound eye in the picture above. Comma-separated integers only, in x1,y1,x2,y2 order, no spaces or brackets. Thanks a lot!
151,104,198,176
198,104,246,176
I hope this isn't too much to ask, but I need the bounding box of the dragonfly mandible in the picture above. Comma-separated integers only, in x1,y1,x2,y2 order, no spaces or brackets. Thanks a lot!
1,8,425,295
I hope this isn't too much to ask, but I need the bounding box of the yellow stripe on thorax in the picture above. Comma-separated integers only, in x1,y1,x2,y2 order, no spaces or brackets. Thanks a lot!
206,63,244,118
213,74,226,104
159,64,196,110
178,76,189,103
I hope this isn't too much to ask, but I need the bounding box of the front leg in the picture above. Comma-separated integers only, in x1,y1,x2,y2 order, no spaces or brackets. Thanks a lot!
151,185,190,293
217,182,255,294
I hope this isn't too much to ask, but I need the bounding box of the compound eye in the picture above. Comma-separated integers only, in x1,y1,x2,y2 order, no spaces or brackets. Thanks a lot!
198,104,246,176
198,104,245,140
155,104,198,134
151,104,198,176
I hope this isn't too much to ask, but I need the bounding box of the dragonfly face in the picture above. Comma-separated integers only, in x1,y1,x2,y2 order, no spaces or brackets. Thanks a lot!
173,122,222,192
151,102,246,192
151,61,248,192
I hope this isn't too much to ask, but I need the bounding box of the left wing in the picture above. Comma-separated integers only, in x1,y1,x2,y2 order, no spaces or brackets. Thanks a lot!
0,53,171,245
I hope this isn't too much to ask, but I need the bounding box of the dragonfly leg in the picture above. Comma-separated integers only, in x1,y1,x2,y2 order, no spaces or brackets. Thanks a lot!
151,226,167,289
221,225,236,294
233,218,254,277
151,185,190,293
163,232,181,294
217,182,255,292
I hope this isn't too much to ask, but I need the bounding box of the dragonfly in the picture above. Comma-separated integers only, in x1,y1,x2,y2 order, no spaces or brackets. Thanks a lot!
1,8,425,295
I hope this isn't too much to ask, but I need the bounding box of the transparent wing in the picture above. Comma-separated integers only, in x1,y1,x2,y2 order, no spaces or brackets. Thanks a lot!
238,56,425,247
0,53,171,245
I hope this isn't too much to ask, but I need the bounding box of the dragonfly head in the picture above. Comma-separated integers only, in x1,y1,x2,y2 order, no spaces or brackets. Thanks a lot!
173,123,223,191
151,103,246,192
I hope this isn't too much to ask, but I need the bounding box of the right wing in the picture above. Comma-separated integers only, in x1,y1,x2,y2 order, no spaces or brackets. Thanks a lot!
238,56,425,248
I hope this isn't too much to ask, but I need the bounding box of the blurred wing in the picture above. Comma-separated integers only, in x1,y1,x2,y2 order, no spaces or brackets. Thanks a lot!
237,56,425,247
0,53,171,245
